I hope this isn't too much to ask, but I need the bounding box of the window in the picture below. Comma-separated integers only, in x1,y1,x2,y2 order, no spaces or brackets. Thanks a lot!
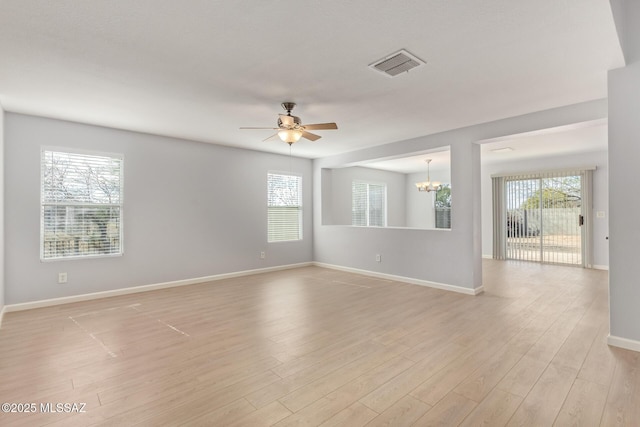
41,149,123,260
435,184,452,229
268,172,302,242
352,181,386,227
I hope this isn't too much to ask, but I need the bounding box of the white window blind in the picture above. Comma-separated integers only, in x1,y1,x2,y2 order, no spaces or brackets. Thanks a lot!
268,172,302,242
352,181,386,227
41,149,123,260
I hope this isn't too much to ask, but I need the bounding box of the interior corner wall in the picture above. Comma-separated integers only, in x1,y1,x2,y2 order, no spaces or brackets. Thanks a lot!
4,113,313,305
609,0,640,64
481,150,610,268
609,61,640,344
608,0,640,347
0,103,5,314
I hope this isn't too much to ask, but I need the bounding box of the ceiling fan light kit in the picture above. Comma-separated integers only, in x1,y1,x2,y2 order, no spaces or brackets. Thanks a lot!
240,102,338,146
278,129,303,144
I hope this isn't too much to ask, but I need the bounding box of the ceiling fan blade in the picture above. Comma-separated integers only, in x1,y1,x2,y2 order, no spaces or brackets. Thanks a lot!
302,122,338,130
240,127,279,130
263,133,280,142
279,115,294,126
301,131,322,141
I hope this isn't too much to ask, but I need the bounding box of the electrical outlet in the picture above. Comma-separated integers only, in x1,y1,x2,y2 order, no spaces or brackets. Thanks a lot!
58,272,68,284
376,254,381,262
260,251,266,259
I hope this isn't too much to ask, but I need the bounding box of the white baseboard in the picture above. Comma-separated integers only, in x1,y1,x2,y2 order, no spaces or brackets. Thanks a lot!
593,265,609,271
3,262,313,314
608,335,640,353
2,260,482,317
313,262,483,296
0,306,5,328
482,255,493,259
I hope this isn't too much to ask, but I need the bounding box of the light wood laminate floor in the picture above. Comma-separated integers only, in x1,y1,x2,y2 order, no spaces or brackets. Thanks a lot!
0,260,637,426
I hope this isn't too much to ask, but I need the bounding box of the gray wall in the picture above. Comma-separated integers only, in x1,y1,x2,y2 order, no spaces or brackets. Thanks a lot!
0,104,4,312
406,172,435,229
610,0,640,65
326,166,406,227
314,99,608,291
481,150,609,268
609,0,640,344
4,113,313,304
325,166,452,230
314,137,481,290
405,170,450,229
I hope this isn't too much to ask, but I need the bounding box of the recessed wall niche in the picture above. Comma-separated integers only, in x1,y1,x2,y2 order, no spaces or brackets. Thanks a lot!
321,148,451,229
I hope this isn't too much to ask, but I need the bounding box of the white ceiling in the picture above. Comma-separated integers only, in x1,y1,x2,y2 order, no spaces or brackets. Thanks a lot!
0,1,624,159
343,119,608,175
357,149,452,175
480,120,609,164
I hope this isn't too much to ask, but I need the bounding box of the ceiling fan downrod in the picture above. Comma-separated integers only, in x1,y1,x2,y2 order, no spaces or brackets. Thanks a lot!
281,102,296,116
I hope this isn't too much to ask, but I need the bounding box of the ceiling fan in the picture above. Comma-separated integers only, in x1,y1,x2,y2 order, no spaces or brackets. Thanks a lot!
240,102,338,145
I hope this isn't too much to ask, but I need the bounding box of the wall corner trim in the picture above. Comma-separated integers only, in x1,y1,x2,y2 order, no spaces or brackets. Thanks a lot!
2,262,313,314
608,335,640,353
0,306,5,328
313,262,484,296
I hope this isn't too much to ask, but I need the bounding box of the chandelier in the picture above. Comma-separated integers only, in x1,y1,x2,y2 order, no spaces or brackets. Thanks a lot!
415,159,442,192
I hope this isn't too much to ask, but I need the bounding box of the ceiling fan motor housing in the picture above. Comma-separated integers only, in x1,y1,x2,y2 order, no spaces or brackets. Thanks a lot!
278,115,301,128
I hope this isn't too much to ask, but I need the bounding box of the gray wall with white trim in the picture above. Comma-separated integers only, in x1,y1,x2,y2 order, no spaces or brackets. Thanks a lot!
608,0,640,345
4,113,313,304
313,99,607,292
0,104,4,313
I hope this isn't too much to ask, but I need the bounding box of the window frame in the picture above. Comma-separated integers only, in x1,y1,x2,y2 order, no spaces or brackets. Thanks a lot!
40,147,124,261
267,171,303,243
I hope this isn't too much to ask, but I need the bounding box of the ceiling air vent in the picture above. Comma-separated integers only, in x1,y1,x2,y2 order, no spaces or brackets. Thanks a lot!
369,49,425,77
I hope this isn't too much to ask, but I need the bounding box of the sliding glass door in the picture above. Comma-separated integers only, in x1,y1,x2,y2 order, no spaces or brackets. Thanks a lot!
504,172,584,266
